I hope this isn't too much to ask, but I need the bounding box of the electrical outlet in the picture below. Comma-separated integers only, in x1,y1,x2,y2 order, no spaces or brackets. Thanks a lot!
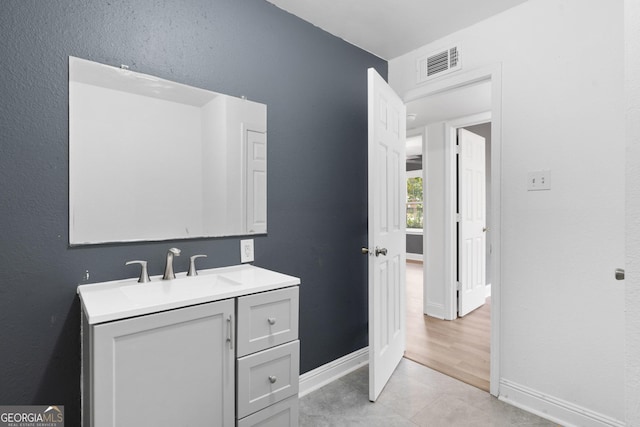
240,239,254,263
527,170,551,191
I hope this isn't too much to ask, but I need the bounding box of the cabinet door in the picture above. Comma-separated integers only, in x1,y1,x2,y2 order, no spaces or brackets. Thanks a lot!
92,299,234,427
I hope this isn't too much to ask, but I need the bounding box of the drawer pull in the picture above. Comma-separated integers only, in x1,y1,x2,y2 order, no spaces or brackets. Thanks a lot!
267,317,277,325
268,375,277,384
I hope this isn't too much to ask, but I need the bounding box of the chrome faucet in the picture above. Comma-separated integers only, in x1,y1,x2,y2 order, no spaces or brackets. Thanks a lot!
163,247,181,280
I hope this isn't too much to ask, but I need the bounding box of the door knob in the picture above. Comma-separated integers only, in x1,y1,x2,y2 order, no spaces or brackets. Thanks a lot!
361,247,370,255
375,247,388,257
615,268,625,280
483,227,488,232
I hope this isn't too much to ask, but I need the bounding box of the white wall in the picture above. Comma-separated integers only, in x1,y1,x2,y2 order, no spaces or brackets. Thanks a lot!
625,0,640,424
202,95,227,236
424,122,447,318
70,82,203,243
391,0,625,424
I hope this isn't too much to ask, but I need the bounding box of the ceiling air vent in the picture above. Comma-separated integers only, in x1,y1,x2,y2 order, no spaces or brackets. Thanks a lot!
416,45,462,83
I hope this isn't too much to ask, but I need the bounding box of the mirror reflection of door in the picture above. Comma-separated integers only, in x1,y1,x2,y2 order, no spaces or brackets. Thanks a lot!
245,128,267,234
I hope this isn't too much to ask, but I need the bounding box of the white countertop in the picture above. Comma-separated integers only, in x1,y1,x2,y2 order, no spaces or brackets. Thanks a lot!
77,264,300,324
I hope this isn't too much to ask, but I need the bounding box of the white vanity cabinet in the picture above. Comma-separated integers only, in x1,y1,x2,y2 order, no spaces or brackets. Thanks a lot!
78,264,300,427
84,299,235,427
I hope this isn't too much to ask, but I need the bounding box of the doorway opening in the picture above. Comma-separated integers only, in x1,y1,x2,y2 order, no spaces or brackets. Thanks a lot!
405,260,491,390
404,119,492,391
401,66,502,396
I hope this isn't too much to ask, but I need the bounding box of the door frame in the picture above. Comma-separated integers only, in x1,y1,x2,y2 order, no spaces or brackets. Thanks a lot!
403,64,502,397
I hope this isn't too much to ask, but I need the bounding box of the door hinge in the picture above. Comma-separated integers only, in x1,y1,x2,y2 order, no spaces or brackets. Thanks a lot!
456,213,462,222
456,281,461,291
455,144,461,155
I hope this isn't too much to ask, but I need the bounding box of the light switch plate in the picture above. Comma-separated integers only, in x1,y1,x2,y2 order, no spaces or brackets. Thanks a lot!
240,239,254,263
527,170,551,191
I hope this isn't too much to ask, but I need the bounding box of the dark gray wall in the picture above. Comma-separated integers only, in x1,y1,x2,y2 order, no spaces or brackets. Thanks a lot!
406,156,422,172
0,1,386,423
407,234,423,255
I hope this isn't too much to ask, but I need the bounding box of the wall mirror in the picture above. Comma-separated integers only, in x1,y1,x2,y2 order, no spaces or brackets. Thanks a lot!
69,56,267,245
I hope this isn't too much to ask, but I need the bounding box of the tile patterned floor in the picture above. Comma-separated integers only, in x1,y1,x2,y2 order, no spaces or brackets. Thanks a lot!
299,358,559,426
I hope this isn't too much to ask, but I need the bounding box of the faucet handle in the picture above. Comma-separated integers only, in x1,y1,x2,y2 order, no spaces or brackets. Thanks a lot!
125,260,151,283
188,254,208,276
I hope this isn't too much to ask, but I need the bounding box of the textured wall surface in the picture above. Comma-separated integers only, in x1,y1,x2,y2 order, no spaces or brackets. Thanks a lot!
391,0,625,423
625,0,640,423
0,1,386,423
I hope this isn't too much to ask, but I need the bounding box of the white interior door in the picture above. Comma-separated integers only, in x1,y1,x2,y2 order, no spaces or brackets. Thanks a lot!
367,68,406,402
457,128,487,316
245,129,267,234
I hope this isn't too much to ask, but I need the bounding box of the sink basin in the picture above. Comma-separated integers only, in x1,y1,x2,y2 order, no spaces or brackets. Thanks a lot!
119,274,240,304
77,264,300,324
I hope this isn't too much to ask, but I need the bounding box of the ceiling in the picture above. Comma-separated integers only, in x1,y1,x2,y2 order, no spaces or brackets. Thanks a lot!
265,0,528,60
406,80,491,129
406,80,491,157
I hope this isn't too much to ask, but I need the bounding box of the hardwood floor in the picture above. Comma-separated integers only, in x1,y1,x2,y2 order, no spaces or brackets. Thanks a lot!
404,261,491,391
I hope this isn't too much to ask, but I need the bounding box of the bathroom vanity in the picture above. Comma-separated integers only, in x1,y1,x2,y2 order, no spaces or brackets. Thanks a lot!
77,265,300,427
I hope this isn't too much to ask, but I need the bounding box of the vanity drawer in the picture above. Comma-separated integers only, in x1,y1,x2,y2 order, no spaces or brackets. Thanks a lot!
237,286,299,357
237,395,298,427
237,340,300,419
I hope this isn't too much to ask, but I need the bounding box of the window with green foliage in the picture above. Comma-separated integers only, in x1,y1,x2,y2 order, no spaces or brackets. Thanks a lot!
407,173,423,229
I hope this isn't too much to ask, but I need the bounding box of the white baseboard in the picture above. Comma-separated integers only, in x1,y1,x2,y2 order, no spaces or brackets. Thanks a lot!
499,379,625,427
425,302,446,319
298,353,625,427
485,283,492,298
406,253,423,262
299,348,368,397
